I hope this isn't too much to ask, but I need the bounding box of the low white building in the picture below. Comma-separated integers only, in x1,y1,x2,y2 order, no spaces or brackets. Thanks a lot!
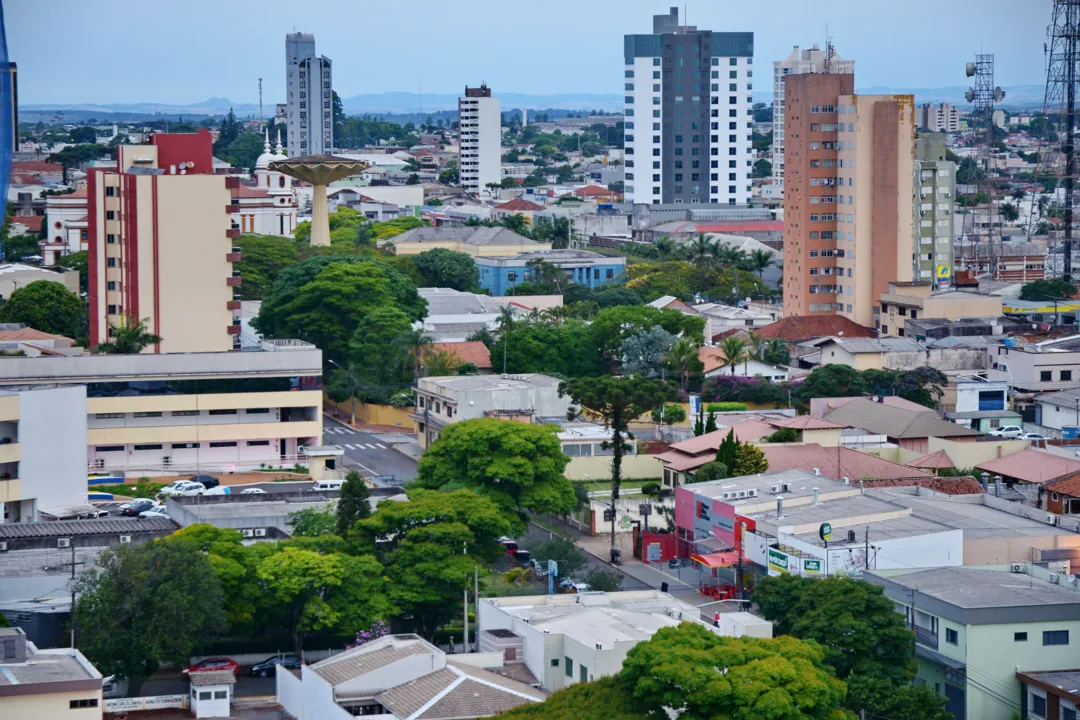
42,187,88,265
276,634,544,720
189,671,234,719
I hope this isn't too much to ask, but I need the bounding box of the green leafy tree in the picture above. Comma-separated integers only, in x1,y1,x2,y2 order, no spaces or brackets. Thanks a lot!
416,419,575,532
257,546,393,656
715,428,739,472
732,442,769,476
213,108,241,156
70,126,97,143
794,364,868,406
47,144,109,182
748,248,776,279
704,411,717,433
493,676,640,720
532,538,589,578
393,327,434,381
651,403,686,427
664,335,703,391
412,248,480,291
0,280,84,337
56,250,89,293
286,503,337,536
693,413,705,436
349,306,413,388
560,376,670,549
355,489,511,638
490,320,604,377
999,202,1020,222
333,476,373,533
753,574,916,682
227,132,267,171
620,623,850,720
621,325,676,379
762,338,792,365
253,256,426,363
75,541,227,684
93,317,162,354
1020,278,1077,301
584,568,623,592
233,234,299,300
420,346,463,376
862,367,947,409
845,674,951,720
590,305,705,362
692,461,729,482
752,158,772,178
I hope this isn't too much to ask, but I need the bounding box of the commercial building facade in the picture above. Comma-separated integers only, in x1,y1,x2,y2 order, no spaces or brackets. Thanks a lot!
878,281,1001,337
917,102,961,133
458,85,501,198
623,7,754,206
87,130,238,353
914,133,957,285
285,32,333,155
770,45,854,194
475,249,626,295
0,342,323,476
782,74,917,327
0,628,104,720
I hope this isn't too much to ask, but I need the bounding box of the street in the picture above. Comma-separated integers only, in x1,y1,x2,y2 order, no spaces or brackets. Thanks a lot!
322,416,419,484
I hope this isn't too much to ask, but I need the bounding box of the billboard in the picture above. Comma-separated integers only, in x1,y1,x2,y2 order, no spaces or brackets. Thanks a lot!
767,548,790,576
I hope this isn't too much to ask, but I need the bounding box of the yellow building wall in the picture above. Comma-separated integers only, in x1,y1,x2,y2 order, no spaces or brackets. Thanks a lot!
564,454,662,481
324,397,414,427
801,428,842,446
0,478,22,502
0,443,21,464
926,436,1027,469
0,394,19,422
0,690,104,720
88,390,322,414
88,420,321,445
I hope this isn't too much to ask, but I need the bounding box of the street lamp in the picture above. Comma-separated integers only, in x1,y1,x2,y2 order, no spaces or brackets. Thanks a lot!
328,359,357,427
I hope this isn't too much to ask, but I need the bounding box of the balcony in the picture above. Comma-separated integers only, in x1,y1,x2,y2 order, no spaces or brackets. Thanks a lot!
909,623,938,650
225,204,240,214
226,276,243,287
226,252,242,262
227,325,241,335
226,228,241,238
227,300,242,311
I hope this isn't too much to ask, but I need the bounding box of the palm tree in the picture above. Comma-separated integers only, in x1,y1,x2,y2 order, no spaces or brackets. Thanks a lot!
540,306,566,325
687,233,714,268
653,236,678,260
748,249,776,279
1011,188,1027,203
496,305,518,374
393,328,433,380
93,317,163,354
664,336,701,391
719,336,750,377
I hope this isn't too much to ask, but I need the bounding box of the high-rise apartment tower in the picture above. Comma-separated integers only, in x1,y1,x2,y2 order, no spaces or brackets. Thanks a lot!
285,33,333,155
458,85,501,197
623,7,754,206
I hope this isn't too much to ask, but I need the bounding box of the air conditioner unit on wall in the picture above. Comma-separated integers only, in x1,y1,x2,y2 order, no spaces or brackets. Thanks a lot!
747,488,759,498
0,541,7,552
57,538,71,548
242,529,254,538
254,528,267,537
1011,563,1024,573
119,535,132,544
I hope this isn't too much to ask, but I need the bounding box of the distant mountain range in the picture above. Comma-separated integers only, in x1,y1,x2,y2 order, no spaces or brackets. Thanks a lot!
22,84,1047,122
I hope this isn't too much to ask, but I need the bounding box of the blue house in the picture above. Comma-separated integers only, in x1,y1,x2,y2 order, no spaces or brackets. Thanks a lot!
475,250,627,296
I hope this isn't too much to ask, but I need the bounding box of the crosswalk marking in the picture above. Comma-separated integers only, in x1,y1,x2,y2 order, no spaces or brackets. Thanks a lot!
345,444,357,450
365,443,377,450
325,426,355,435
375,443,387,449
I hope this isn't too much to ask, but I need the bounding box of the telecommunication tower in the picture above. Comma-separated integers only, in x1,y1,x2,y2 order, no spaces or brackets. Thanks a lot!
1043,0,1080,281
962,55,1004,276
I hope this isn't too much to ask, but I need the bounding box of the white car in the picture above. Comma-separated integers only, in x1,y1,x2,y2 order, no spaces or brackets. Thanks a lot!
139,508,170,519
1019,432,1049,441
158,480,207,498
240,488,267,495
988,425,1024,439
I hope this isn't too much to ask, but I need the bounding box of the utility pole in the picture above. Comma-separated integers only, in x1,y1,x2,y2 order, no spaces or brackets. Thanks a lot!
58,543,87,650
473,565,480,652
462,541,469,655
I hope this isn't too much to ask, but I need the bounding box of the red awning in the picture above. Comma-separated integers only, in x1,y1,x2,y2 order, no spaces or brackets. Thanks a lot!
690,551,739,568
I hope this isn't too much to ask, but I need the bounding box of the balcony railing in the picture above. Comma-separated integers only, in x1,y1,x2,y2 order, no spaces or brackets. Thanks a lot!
909,623,938,650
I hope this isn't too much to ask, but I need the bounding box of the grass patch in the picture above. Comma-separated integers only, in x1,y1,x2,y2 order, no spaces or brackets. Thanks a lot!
90,481,165,499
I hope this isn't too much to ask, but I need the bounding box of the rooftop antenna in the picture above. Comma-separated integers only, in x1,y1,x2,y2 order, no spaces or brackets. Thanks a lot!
824,25,834,73
1042,0,1080,281
258,78,264,130
683,4,687,32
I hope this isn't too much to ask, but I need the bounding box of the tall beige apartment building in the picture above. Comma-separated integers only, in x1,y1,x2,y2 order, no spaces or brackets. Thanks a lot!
88,129,239,353
782,73,916,327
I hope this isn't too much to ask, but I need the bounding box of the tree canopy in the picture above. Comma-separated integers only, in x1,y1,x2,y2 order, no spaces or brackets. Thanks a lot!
1020,278,1076,302
412,248,480,291
0,280,84,338
415,419,575,532
590,305,705,363
233,234,300,300
490,319,604,378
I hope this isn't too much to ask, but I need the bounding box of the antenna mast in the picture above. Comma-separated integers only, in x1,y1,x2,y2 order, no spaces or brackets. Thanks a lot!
258,78,264,129
963,54,1005,277
1044,0,1080,282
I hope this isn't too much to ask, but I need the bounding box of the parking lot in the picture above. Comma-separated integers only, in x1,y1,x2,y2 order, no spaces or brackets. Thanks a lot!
139,669,276,699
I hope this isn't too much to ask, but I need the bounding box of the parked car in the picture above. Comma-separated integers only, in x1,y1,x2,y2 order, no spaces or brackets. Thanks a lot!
101,675,129,699
513,550,532,566
159,480,207,498
988,425,1024,439
499,537,519,555
77,508,110,519
182,658,239,675
240,487,267,495
190,475,220,490
139,508,170,519
668,558,684,569
120,498,161,517
559,578,590,594
1019,432,1050,442
249,655,302,678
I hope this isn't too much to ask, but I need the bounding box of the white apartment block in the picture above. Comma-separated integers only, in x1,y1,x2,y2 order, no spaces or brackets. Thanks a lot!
623,7,754,206
918,103,961,133
458,84,501,198
285,32,333,155
771,44,854,192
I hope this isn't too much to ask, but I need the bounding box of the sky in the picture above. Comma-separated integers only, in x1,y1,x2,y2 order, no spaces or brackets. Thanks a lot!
8,0,1053,105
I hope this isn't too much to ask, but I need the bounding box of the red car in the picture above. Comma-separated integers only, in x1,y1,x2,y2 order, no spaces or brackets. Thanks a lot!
182,658,239,675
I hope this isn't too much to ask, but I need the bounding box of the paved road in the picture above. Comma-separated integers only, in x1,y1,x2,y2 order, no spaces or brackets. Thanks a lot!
322,416,418,484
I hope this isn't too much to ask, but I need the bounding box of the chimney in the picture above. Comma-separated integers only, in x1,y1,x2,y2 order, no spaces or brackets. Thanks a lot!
813,487,820,505
981,472,989,493
776,495,784,519
0,628,28,664
994,475,1002,498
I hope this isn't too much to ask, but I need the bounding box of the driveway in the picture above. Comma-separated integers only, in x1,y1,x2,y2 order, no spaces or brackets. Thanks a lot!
322,416,418,485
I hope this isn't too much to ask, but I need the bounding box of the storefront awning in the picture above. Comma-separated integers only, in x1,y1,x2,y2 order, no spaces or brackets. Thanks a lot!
691,551,739,568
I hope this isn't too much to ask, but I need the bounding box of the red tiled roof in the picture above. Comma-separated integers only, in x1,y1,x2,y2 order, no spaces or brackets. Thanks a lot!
1044,471,1080,499
976,448,1080,485
0,328,71,342
754,315,875,343
430,341,492,370
232,185,269,198
693,221,784,233
762,443,932,481
12,161,62,173
768,415,847,431
12,215,42,232
574,185,615,197
906,449,955,470
495,198,544,212
861,476,985,495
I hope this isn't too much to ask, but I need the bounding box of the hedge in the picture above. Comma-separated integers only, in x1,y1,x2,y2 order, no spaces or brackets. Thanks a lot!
706,402,748,412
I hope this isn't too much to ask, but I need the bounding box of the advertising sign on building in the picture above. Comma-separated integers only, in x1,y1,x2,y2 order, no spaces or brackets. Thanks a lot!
802,558,822,575
106,696,188,712
767,548,790,576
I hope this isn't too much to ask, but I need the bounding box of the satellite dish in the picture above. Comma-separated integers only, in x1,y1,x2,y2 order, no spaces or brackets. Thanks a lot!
994,87,1006,102
745,297,752,305
964,88,976,103
965,62,976,77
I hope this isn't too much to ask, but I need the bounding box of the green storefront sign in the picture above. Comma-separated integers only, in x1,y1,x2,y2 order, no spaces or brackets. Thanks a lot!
803,559,822,575
767,548,789,574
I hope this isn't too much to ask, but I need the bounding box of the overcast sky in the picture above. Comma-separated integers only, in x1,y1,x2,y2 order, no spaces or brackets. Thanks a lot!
9,0,1052,105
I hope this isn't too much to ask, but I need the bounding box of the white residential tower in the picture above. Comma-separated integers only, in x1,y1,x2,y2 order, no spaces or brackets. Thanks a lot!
285,32,333,155
458,84,501,197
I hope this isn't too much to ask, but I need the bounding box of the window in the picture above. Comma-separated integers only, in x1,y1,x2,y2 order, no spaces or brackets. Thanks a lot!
133,443,164,451
214,690,228,699
69,699,99,709
172,410,199,417
550,658,560,667
199,691,212,701
133,411,162,418
2,640,13,659
106,210,115,220
106,233,116,244
95,412,124,419
246,408,271,414
209,441,238,448
945,628,958,645
1014,632,1028,641
96,445,124,452
209,409,237,415
1063,370,1074,381
105,186,115,197
171,443,199,449
580,665,588,682
565,657,573,677
247,440,271,446
106,257,117,268
1044,630,1070,646
1032,694,1047,717
1041,371,1053,382
1064,708,1077,720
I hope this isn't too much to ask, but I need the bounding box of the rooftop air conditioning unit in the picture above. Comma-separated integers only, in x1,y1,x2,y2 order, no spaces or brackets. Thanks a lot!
254,528,267,537
57,538,71,548
747,488,759,498
737,490,748,499
242,529,254,538
0,541,7,552
119,535,132,544
1050,572,1061,584
1010,563,1024,573
1047,514,1058,526
781,483,791,493
769,484,781,494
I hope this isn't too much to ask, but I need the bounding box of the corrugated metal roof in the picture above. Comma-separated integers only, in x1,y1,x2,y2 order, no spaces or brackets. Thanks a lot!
0,517,176,539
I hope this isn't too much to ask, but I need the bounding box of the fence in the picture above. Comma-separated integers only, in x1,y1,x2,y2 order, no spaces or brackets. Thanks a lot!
324,395,414,428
